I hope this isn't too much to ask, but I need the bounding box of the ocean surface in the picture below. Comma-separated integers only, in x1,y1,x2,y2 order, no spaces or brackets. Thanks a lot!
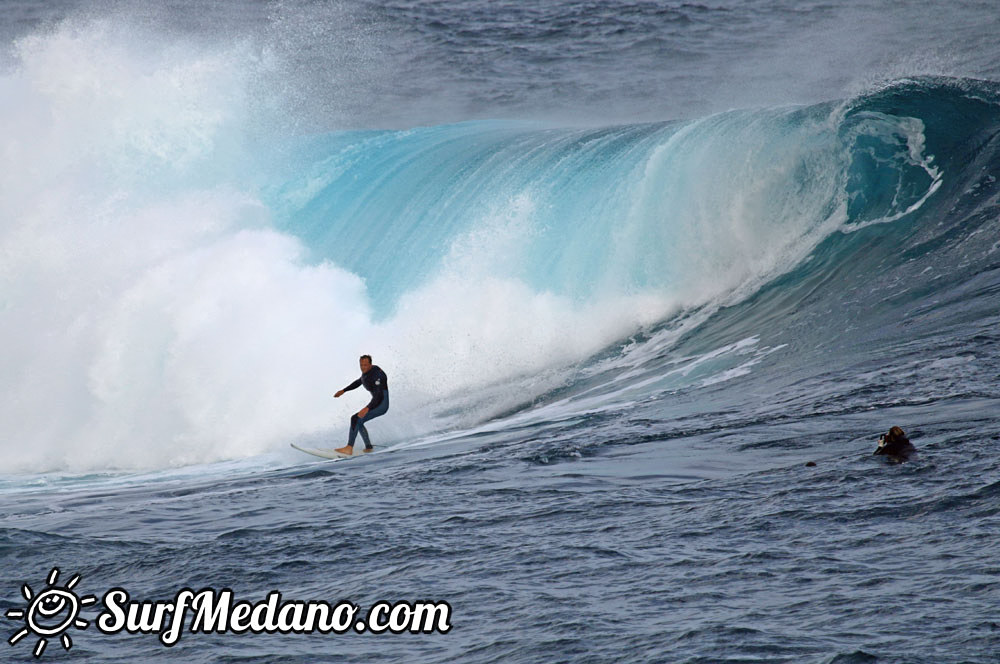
2,1,999,662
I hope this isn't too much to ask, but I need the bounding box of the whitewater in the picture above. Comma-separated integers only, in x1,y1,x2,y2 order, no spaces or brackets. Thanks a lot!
1,1,999,662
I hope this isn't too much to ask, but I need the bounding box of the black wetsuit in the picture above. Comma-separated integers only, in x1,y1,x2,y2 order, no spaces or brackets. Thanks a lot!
342,366,389,449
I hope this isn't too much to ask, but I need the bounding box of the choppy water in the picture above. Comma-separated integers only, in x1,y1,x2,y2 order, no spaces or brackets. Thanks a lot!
2,1,999,662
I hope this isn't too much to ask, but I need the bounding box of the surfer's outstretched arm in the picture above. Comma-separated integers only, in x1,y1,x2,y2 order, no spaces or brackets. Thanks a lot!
335,377,363,398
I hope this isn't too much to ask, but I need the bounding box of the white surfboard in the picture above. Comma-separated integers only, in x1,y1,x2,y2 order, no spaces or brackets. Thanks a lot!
290,443,370,460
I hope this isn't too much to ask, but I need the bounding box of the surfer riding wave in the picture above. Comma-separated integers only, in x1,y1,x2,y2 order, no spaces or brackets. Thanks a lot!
334,355,389,454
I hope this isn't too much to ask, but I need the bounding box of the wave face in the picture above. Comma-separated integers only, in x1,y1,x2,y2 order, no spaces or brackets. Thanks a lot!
1,14,999,473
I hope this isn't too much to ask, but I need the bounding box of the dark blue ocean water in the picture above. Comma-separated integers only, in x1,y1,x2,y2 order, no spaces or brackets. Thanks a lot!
2,2,999,662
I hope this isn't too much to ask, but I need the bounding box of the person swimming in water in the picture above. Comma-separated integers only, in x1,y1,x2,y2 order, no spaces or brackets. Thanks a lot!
873,425,916,463
333,355,388,455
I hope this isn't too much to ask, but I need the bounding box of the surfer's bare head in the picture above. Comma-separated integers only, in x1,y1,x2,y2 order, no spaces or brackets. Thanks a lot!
359,355,373,372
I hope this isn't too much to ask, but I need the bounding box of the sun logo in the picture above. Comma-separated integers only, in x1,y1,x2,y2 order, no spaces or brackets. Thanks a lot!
5,568,97,658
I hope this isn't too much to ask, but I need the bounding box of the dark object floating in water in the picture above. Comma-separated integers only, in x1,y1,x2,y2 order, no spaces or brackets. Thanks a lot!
805,461,817,467
873,426,916,463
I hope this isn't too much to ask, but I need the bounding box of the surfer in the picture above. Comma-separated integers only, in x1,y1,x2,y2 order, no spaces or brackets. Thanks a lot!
873,425,916,463
333,355,389,454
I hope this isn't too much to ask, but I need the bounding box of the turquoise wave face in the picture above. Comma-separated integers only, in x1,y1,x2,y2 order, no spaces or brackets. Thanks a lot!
266,77,990,322
262,76,1000,417
267,115,843,316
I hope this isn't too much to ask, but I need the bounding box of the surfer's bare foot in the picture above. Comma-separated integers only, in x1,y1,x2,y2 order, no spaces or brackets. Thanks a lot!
363,447,374,453
334,446,354,455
